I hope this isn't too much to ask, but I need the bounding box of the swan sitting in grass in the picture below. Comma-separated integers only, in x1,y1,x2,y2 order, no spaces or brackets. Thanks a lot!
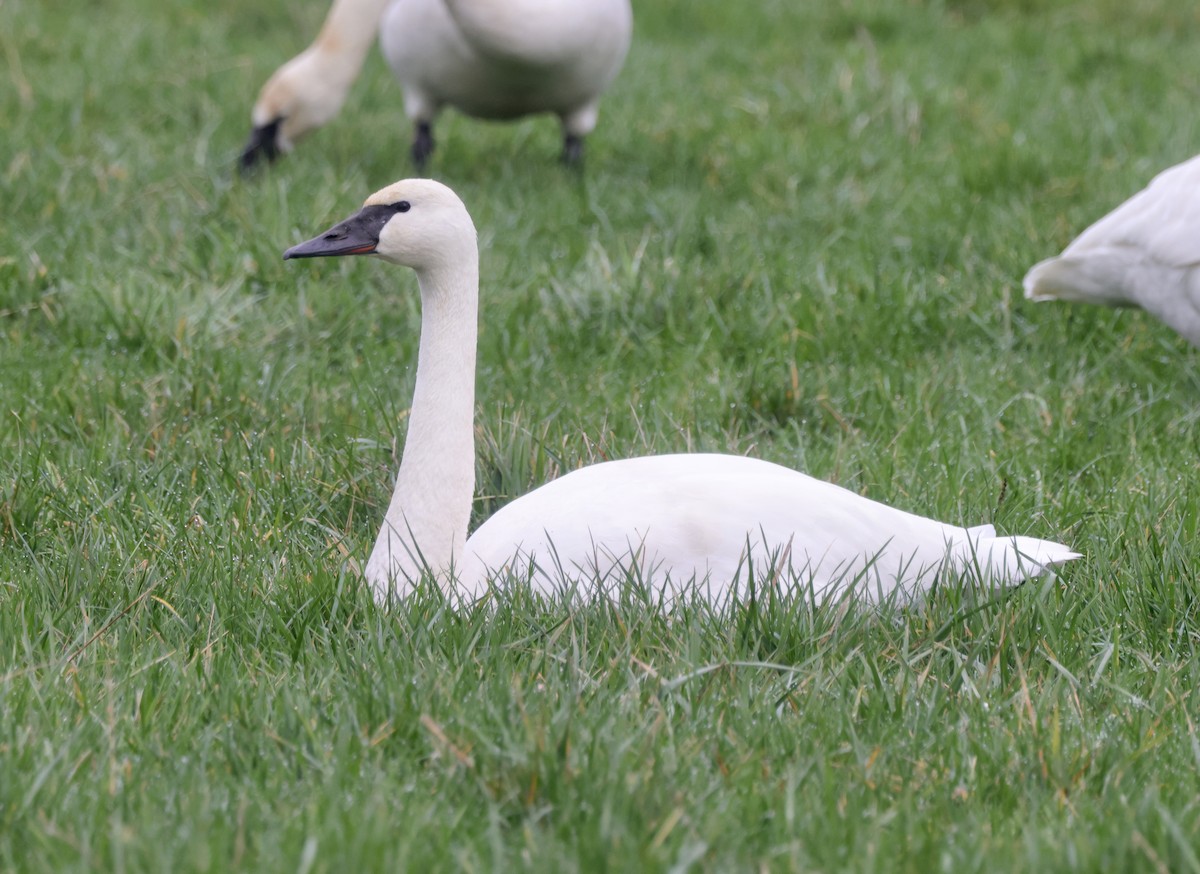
284,179,1080,606
1024,154,1200,346
240,0,632,170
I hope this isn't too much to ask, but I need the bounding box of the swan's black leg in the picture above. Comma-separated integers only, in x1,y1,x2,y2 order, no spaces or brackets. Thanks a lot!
412,122,435,170
561,133,584,167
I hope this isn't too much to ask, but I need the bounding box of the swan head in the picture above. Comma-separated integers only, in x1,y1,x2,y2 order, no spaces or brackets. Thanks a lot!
240,50,351,172
283,179,477,272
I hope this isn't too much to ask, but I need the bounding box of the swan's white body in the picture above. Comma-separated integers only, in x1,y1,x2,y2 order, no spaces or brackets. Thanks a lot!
450,453,1075,604
285,180,1080,608
245,0,632,163
380,0,631,136
1024,154,1200,346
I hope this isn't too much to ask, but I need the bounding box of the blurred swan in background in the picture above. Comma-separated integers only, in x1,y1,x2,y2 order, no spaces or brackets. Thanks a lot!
241,0,633,170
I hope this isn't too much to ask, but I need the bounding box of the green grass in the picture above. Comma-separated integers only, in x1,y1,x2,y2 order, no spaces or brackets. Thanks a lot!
3,0,1200,869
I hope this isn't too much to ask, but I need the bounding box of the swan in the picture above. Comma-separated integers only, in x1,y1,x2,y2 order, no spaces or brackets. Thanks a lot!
1023,154,1200,346
240,0,632,170
283,179,1080,606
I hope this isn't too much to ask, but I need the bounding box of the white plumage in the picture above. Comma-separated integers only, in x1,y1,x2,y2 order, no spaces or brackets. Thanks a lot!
284,179,1080,607
459,453,1077,604
1024,154,1200,346
241,0,632,169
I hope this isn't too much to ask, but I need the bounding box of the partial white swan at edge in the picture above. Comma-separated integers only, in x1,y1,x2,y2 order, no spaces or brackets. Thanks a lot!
1024,154,1200,346
284,179,1081,606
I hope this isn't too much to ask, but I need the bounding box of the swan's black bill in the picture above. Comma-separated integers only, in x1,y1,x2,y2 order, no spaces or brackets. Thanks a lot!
239,118,282,174
283,205,399,260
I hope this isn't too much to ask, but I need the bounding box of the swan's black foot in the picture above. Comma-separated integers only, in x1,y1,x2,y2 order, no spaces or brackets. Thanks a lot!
412,122,435,170
561,133,584,167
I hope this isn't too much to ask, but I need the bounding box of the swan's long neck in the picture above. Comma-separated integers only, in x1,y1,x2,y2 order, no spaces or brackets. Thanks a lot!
310,0,392,85
370,249,479,588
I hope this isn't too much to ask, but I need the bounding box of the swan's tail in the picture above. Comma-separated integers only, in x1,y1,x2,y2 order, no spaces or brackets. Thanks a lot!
1023,252,1130,306
965,524,1081,583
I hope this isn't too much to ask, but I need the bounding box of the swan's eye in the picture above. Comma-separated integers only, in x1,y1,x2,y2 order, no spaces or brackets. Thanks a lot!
393,201,411,213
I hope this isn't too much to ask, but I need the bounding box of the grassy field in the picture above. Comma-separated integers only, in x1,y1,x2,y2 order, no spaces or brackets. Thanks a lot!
3,0,1200,869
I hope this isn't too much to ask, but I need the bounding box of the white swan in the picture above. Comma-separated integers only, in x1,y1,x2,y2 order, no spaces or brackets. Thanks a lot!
241,0,632,170
1023,154,1200,346
284,179,1080,606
